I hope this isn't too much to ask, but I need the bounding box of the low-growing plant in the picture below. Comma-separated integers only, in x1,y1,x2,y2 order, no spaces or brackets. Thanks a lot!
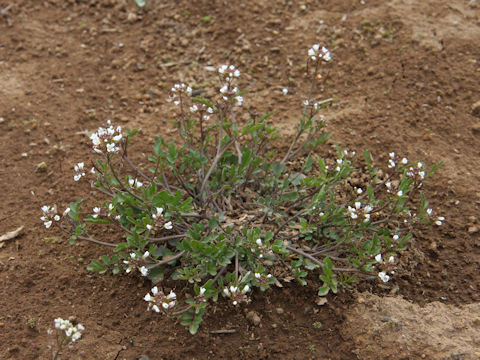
41,45,443,334
48,318,84,360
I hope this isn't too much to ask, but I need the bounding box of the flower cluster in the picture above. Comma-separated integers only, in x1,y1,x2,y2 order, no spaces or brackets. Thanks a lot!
346,202,373,223
167,83,192,106
73,162,86,182
387,152,408,169
308,44,331,62
146,207,173,232
123,251,150,276
223,284,250,306
128,177,143,189
375,254,395,282
90,120,123,154
190,103,214,121
218,64,243,105
41,205,60,229
54,318,84,342
254,272,273,287
144,286,177,313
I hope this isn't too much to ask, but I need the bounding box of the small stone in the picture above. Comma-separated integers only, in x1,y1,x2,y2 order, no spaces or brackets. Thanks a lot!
127,12,138,23
138,356,150,360
367,66,375,75
275,307,284,315
472,101,480,116
380,316,391,322
468,226,479,234
246,311,261,326
471,123,480,134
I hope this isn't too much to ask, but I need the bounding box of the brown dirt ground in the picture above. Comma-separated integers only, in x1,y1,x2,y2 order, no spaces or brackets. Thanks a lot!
0,0,479,359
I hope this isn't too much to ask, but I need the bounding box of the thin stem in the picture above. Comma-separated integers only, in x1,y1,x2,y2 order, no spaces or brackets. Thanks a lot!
149,250,185,269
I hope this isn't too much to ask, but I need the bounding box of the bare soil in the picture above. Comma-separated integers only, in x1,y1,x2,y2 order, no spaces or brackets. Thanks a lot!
0,0,479,359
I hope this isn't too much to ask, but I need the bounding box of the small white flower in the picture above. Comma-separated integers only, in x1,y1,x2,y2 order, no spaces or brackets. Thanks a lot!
304,100,310,106
389,152,395,158
388,256,395,263
128,178,135,187
364,205,373,213
92,207,101,218
220,85,228,94
152,305,160,313
151,286,159,295
393,234,399,241
378,272,390,283
397,190,403,197
164,221,173,230
385,182,392,189
426,208,433,215
162,302,169,310
146,224,153,230
254,273,261,278
401,158,408,164
199,287,206,295
355,201,362,210
282,88,288,95
235,96,243,106
189,105,198,113
364,213,371,222
375,254,383,263
256,239,262,246
243,285,250,292
54,215,60,221
230,285,238,293
140,266,149,277
63,207,71,216
356,188,363,194
44,220,52,229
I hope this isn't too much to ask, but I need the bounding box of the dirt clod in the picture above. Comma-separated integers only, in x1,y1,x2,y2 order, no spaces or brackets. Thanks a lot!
246,311,261,326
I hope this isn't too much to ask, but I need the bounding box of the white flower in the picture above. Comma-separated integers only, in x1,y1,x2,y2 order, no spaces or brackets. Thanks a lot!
164,221,173,230
218,65,228,74
355,201,362,209
44,220,52,229
388,159,395,168
388,256,395,263
54,215,60,221
389,152,395,158
378,272,390,283
140,266,149,277
393,234,399,241
77,324,85,331
375,254,383,263
71,332,82,342
426,208,433,215
356,188,363,194
435,216,445,226
235,96,243,106
364,205,373,213
189,105,198,113
199,287,206,295
401,158,408,164
146,224,153,231
385,182,392,189
162,302,169,310
152,305,160,313
63,207,71,216
364,213,371,222
220,84,228,94
156,207,164,216
152,286,159,295
243,285,250,292
256,239,262,246
282,88,288,95
397,190,403,197
254,273,261,279
304,100,310,106
92,207,101,218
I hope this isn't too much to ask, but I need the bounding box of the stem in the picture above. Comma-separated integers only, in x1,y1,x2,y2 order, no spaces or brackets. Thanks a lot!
149,250,185,269
57,224,117,247
286,244,361,273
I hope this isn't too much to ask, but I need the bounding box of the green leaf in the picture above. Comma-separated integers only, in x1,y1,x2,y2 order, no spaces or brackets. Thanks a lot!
189,322,200,335
318,285,330,296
